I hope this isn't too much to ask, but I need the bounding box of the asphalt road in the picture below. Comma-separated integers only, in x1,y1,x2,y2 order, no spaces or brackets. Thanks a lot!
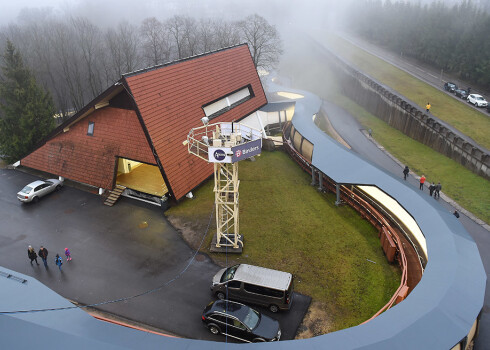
323,101,490,350
338,32,490,117
0,168,308,342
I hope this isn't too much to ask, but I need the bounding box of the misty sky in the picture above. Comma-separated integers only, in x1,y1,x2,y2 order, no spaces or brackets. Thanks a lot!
0,0,485,32
0,0,348,29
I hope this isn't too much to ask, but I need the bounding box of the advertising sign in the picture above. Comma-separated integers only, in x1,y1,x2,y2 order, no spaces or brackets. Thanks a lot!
232,139,262,163
208,147,232,163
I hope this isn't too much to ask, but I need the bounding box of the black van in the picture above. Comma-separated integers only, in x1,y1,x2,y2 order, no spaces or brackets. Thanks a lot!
211,264,293,312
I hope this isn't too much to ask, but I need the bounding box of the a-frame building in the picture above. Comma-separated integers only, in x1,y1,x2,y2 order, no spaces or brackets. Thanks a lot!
21,44,267,202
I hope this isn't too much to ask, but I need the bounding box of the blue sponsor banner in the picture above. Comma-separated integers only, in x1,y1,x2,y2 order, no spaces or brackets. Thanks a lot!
232,139,262,163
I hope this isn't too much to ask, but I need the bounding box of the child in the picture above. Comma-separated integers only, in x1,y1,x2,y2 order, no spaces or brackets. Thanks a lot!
64,247,72,261
55,254,63,271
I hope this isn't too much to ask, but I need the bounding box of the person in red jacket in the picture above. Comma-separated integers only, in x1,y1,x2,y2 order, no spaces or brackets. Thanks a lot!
419,175,426,190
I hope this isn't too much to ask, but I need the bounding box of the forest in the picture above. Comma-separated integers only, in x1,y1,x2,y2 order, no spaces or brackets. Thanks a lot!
347,1,490,89
0,12,281,121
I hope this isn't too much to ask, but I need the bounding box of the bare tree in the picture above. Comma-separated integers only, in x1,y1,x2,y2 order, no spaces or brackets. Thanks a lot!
140,17,165,66
214,20,241,49
197,18,217,53
182,16,198,57
71,17,104,98
51,21,86,111
118,21,141,73
105,27,124,79
166,15,186,59
238,14,283,71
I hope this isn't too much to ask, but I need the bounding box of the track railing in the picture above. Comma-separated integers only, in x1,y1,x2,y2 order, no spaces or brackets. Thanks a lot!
282,129,409,321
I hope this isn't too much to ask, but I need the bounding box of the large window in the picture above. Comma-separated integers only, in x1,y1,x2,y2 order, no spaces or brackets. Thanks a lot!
203,86,253,120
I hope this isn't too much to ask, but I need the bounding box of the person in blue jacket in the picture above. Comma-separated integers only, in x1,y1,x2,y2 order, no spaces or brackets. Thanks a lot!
55,254,63,271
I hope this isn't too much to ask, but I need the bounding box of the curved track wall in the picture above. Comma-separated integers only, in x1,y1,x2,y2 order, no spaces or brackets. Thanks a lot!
317,42,490,179
269,85,485,349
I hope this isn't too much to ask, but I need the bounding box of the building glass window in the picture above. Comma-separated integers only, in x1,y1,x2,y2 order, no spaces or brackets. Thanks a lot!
87,122,95,136
202,85,254,120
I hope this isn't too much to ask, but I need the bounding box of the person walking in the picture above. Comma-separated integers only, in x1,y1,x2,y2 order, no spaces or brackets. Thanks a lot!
64,248,72,261
434,182,442,199
38,246,49,268
453,210,460,218
419,175,426,190
426,102,431,113
368,128,372,138
28,246,39,265
55,254,63,271
429,182,435,197
403,166,409,180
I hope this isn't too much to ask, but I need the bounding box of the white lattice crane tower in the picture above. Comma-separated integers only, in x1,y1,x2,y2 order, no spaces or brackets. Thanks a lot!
184,120,262,251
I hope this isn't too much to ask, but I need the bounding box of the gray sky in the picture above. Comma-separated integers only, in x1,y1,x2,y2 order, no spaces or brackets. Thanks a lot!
0,0,344,28
0,0,485,31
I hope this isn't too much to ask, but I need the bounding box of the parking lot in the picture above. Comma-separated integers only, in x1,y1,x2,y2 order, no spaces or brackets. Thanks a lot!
0,167,310,341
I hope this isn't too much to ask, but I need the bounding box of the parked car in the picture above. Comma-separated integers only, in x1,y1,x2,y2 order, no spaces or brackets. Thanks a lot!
467,94,488,107
17,179,63,203
202,300,281,342
454,89,468,99
211,264,293,312
444,82,458,93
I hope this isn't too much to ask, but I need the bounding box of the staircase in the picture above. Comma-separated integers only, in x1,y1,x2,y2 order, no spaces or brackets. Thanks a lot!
104,185,126,206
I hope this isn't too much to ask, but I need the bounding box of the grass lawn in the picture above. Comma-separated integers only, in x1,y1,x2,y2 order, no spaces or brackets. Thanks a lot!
337,96,490,223
313,33,490,150
167,151,400,331
279,32,489,224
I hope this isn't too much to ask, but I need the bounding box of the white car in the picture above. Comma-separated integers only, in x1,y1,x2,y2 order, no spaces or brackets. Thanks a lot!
17,179,63,203
467,94,488,107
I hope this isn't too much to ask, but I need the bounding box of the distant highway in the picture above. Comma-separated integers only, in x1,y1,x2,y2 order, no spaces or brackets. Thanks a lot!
338,32,490,117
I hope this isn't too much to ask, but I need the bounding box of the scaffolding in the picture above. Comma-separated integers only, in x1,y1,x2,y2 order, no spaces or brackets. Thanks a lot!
185,121,262,250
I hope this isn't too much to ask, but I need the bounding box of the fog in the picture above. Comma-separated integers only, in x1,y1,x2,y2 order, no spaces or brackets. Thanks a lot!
1,0,350,31
1,0,488,115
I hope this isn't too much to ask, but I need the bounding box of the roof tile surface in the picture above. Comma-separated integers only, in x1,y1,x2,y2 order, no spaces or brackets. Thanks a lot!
125,45,267,200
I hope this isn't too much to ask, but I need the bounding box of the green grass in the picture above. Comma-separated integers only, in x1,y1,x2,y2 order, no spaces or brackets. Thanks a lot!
167,151,400,331
279,32,489,224
314,34,490,150
337,96,490,223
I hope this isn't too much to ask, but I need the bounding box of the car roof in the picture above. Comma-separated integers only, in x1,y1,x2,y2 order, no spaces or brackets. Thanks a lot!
26,180,46,188
209,300,250,319
233,264,292,290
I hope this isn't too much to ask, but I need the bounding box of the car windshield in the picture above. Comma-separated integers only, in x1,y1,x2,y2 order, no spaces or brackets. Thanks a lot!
20,186,33,194
220,265,239,283
476,96,484,101
242,307,260,330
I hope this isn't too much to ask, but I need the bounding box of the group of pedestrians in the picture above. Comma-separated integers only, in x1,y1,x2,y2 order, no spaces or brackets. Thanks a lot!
27,245,72,271
402,166,442,198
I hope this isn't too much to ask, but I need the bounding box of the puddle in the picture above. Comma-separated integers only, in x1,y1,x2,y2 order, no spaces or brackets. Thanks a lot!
138,221,149,229
195,253,206,262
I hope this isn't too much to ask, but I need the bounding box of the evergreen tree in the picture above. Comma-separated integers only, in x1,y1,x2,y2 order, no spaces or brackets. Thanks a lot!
0,40,55,164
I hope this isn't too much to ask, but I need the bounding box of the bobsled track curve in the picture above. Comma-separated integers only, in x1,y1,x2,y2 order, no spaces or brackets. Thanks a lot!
1,85,485,350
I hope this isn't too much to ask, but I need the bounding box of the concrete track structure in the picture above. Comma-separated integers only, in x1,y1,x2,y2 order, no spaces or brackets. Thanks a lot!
1,85,486,349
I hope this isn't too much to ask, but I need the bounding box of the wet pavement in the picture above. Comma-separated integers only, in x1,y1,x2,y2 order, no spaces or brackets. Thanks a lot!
0,168,309,341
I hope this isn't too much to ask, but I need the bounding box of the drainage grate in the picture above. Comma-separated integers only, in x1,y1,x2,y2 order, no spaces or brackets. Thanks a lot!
0,270,28,284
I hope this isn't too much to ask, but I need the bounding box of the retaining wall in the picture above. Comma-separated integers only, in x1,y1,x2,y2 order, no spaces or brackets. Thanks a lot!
324,47,490,179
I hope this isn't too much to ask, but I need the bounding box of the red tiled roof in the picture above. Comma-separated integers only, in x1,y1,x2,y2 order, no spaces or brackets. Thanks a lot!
125,45,267,200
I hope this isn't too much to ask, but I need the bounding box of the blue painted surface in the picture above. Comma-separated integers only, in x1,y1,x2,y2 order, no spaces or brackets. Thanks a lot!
1,85,485,349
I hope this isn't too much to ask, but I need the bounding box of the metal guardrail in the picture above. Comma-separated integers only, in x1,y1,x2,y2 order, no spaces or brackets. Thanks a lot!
282,130,409,321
